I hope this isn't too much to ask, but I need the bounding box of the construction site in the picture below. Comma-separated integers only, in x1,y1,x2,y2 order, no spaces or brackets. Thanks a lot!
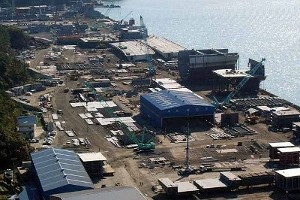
5,4,300,200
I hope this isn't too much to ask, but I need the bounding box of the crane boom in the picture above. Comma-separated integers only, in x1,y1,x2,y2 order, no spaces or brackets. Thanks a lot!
120,11,133,24
215,58,266,108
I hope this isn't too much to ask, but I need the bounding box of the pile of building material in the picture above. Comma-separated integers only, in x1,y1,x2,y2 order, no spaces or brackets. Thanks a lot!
207,127,233,140
167,133,195,143
65,130,76,137
70,101,117,108
231,97,286,110
224,124,256,137
238,171,274,186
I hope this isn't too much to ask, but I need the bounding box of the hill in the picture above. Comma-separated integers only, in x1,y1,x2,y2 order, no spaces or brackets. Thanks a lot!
0,25,34,168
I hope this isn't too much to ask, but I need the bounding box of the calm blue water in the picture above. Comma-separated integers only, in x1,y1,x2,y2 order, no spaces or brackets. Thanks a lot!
96,0,300,105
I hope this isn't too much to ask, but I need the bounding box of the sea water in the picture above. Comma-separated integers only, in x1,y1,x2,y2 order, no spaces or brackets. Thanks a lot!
97,0,300,105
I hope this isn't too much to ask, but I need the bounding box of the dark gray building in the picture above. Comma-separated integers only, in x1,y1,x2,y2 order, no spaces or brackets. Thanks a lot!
178,49,239,83
271,109,300,129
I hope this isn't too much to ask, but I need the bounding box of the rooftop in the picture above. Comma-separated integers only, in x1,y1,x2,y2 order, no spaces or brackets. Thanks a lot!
50,186,147,200
110,41,155,57
213,69,252,78
146,35,185,54
80,37,102,43
278,147,300,153
141,90,214,111
31,148,94,193
276,168,300,178
293,122,300,127
158,178,177,188
154,78,177,85
78,152,107,162
18,115,37,126
175,181,199,193
269,142,294,148
194,179,227,189
272,109,300,116
220,172,241,181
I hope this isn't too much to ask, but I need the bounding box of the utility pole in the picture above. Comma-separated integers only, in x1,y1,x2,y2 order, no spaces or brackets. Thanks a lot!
185,109,190,171
11,0,15,20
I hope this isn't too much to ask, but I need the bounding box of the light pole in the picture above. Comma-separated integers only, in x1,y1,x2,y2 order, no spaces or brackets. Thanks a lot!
185,109,190,172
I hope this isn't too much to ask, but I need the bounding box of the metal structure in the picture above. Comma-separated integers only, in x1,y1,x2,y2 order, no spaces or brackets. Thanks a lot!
140,16,156,78
120,11,133,24
213,58,266,108
85,82,155,151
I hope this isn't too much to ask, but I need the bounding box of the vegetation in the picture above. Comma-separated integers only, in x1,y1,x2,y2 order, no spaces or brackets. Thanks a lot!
0,25,33,168
0,26,29,90
0,93,31,167
1,0,71,7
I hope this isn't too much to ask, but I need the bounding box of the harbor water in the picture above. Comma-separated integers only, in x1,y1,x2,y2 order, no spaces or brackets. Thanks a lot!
96,0,300,105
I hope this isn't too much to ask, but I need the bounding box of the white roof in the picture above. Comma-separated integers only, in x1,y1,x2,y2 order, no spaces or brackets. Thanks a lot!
269,142,294,148
96,117,135,126
85,113,93,118
111,41,155,57
52,114,59,120
276,168,300,178
194,179,227,189
146,35,185,54
85,119,94,125
220,172,241,181
213,69,252,78
79,113,88,119
175,181,199,193
256,106,271,111
78,152,107,162
160,83,182,89
278,147,300,153
71,101,117,108
65,130,75,137
154,78,177,84
158,178,176,188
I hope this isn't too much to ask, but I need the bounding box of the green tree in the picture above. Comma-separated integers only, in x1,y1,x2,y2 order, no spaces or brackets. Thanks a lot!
0,26,33,168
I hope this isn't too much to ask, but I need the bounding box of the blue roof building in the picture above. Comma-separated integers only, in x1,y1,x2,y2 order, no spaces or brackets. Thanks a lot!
140,90,215,128
17,115,37,139
31,148,94,199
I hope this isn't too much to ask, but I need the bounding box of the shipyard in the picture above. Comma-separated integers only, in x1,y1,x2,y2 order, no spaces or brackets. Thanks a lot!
1,1,300,200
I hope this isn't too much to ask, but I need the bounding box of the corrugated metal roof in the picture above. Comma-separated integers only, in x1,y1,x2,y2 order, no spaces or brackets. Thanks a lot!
18,115,37,126
141,90,213,111
31,148,94,193
50,186,147,200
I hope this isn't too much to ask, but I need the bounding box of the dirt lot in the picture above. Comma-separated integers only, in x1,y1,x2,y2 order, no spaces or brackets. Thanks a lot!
24,36,297,200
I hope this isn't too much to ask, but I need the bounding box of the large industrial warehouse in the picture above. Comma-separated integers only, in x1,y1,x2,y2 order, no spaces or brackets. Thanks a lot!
140,90,215,128
31,148,94,199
